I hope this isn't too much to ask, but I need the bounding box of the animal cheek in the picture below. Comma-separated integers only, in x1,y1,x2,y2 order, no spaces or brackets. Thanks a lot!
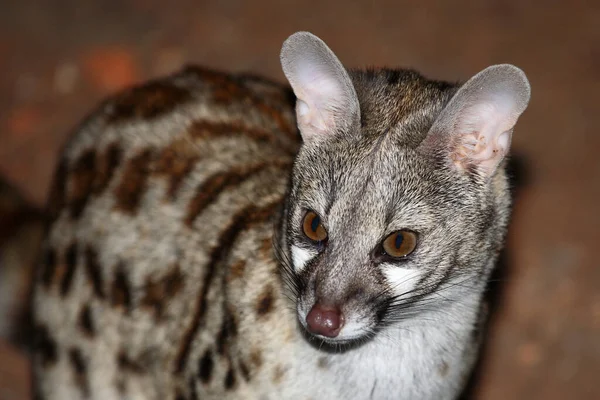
291,245,315,272
381,265,422,295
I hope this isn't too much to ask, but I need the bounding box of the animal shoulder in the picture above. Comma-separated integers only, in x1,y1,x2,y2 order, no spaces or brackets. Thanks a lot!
33,66,300,399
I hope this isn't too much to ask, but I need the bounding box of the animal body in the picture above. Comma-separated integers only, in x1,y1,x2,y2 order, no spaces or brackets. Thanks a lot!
32,32,530,399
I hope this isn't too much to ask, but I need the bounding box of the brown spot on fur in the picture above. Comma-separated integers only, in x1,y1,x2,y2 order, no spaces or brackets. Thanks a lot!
216,308,238,355
317,356,329,370
106,81,192,123
272,364,285,384
438,360,449,377
68,150,96,218
47,158,68,220
117,351,144,373
224,367,237,390
34,324,58,366
60,242,78,297
184,161,287,226
68,348,89,396
84,245,105,299
256,285,274,316
249,348,263,369
154,139,199,199
40,247,56,288
228,260,246,281
93,143,122,194
141,265,184,319
111,265,132,312
189,377,199,400
198,350,214,383
78,304,95,337
113,150,153,214
238,359,250,382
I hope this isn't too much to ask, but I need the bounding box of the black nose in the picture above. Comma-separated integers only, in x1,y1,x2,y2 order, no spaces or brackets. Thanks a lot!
306,303,344,337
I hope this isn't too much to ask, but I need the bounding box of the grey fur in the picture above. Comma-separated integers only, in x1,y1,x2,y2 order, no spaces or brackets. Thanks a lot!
32,32,530,400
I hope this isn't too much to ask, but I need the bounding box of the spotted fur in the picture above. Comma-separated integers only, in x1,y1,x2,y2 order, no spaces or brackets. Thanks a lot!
32,32,530,400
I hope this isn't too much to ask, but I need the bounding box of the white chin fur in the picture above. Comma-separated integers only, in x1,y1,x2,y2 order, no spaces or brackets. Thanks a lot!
291,245,314,272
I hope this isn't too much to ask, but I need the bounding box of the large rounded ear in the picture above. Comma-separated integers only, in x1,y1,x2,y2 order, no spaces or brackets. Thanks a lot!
280,32,360,142
419,64,531,179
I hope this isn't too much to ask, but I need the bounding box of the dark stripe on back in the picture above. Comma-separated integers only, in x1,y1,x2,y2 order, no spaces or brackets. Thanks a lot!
40,247,57,289
216,307,237,355
174,200,281,373
183,66,299,150
68,150,96,219
189,120,276,146
197,349,214,383
78,304,95,337
154,139,200,200
47,158,68,221
184,161,290,226
238,358,250,382
84,245,105,299
204,69,296,140
189,377,199,400
60,242,78,297
111,264,132,313
93,143,123,194
68,348,89,396
224,367,237,390
34,324,58,366
106,81,192,123
253,100,296,139
113,150,153,214
141,264,184,319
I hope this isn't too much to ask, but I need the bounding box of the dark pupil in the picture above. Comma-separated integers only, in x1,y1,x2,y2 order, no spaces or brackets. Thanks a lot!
310,214,320,232
394,233,404,249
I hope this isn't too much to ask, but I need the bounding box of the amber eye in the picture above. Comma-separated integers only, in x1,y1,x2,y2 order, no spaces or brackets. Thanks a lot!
382,231,417,259
302,211,328,243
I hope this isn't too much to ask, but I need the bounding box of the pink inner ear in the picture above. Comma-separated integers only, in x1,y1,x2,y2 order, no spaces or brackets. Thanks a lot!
453,98,515,175
290,59,353,139
297,100,309,118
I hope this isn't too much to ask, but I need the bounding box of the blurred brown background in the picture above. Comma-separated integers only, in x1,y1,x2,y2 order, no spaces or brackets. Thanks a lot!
0,1,598,399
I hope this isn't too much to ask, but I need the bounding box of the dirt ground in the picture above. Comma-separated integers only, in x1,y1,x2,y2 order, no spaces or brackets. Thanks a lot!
0,1,598,399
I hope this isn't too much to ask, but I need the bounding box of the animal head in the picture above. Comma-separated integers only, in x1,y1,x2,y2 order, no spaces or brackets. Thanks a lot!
278,32,530,347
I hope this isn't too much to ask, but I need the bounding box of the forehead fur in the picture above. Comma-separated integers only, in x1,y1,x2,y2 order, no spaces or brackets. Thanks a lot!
289,68,492,235
348,68,457,148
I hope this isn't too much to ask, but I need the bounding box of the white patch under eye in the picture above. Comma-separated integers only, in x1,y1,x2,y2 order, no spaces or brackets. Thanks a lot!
292,245,315,272
381,265,422,297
